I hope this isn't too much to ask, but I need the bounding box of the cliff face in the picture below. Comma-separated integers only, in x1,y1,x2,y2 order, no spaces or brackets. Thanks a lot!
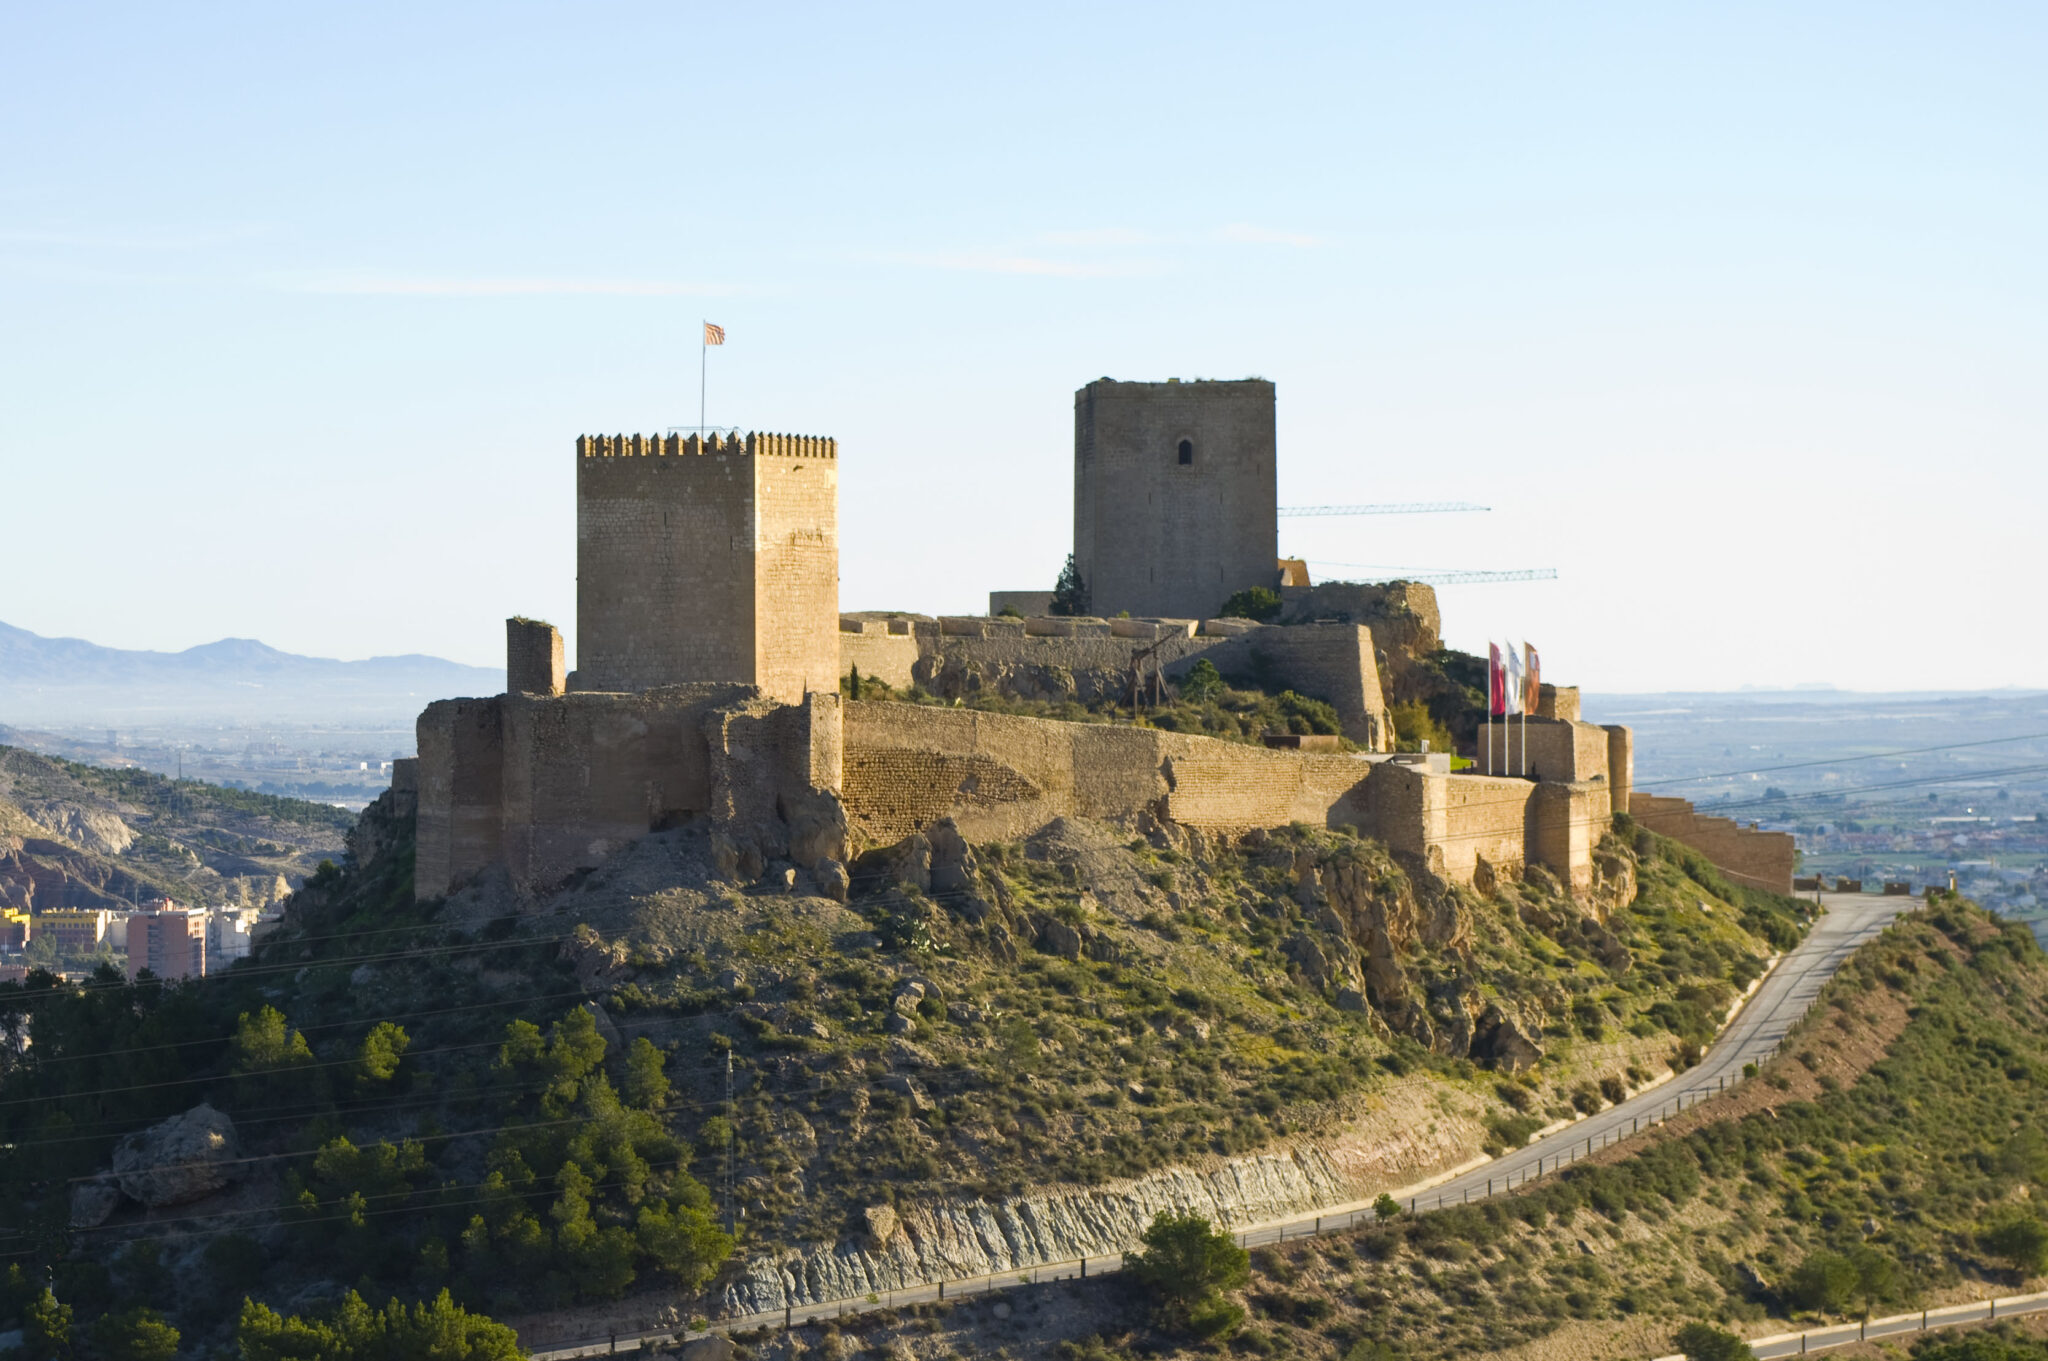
0,744,345,914
723,1148,1354,1313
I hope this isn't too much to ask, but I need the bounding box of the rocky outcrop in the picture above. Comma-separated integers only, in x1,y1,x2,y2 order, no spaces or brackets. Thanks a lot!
70,1179,120,1228
1470,1003,1543,1072
720,1146,1350,1315
111,1103,241,1207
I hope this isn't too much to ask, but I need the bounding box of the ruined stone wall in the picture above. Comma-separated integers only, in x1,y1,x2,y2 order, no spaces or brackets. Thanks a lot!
1629,793,1795,895
841,700,1377,846
838,620,921,690
415,685,842,900
574,432,837,703
1475,718,1612,785
852,619,1390,751
506,618,565,696
1073,378,1277,620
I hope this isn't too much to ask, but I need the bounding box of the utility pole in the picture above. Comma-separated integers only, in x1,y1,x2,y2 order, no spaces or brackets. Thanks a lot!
723,1048,735,1235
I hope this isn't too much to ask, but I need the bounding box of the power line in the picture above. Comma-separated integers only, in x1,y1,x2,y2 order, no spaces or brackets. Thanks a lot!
1279,502,1491,518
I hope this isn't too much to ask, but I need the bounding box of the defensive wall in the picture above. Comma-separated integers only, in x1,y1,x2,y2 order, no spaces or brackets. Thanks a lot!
1628,794,1796,895
840,701,1601,894
415,684,843,901
575,431,839,704
838,615,1391,751
1073,378,1278,620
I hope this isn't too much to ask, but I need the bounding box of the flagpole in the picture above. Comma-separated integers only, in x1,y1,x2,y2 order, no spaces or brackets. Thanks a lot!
700,322,707,434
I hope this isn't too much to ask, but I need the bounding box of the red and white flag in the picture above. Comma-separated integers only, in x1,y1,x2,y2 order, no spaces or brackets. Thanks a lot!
703,321,726,345
1488,643,1507,717
1504,642,1524,716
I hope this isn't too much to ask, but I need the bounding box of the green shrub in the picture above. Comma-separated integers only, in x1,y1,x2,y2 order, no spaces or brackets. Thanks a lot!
1126,1211,1251,1333
1219,586,1283,622
1673,1321,1749,1361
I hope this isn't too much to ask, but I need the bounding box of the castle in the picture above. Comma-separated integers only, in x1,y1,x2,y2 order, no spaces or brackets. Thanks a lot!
411,384,1793,905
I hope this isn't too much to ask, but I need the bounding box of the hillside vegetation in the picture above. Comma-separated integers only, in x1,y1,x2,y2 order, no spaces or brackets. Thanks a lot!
0,793,1808,1353
796,896,2048,1361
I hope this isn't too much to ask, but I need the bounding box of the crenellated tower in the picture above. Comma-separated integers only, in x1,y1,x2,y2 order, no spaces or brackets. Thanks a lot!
575,430,839,703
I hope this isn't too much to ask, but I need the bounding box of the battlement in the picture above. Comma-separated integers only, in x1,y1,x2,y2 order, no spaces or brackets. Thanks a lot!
576,432,837,460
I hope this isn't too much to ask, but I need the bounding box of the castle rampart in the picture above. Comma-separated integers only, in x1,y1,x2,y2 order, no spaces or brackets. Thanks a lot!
1629,794,1795,895
841,616,1391,750
415,685,843,900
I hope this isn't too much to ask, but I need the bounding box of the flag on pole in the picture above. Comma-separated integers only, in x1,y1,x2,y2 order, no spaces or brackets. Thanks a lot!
1524,643,1541,716
703,322,726,345
1488,643,1507,717
1504,642,1524,716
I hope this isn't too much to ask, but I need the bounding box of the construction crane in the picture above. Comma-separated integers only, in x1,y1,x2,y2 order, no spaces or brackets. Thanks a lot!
1309,565,1558,587
1278,502,1490,518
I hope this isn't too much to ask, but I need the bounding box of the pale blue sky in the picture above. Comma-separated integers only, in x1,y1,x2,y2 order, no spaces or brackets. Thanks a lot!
4,4,2043,690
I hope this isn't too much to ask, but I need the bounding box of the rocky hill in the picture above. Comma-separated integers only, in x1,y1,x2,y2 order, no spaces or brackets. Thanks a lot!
0,745,351,915
804,896,2048,1361
0,786,1810,1354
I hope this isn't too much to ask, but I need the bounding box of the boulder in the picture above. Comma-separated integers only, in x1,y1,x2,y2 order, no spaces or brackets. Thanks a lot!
1471,1003,1543,1072
787,798,849,871
854,833,931,895
675,1337,737,1361
863,1204,900,1251
69,1180,120,1228
814,859,850,903
112,1103,242,1207
580,1000,623,1051
926,819,978,897
1036,917,1083,961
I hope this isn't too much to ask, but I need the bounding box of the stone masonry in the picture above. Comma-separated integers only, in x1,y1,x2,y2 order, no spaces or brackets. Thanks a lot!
1073,378,1278,620
506,617,565,696
575,431,839,704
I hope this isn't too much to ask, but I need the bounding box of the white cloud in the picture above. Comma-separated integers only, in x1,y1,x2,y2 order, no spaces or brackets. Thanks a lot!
881,251,1162,279
1037,228,1158,247
283,274,740,297
1217,223,1324,247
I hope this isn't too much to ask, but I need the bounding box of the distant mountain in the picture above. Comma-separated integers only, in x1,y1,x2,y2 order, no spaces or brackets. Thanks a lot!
0,620,503,723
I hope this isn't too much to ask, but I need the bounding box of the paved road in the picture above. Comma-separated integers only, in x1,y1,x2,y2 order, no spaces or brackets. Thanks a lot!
531,893,1911,1357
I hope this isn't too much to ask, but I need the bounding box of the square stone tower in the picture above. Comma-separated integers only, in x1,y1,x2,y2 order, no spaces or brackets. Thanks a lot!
1073,378,1278,620
575,431,838,703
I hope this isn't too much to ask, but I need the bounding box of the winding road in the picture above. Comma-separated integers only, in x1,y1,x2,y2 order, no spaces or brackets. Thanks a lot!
530,892,1911,1358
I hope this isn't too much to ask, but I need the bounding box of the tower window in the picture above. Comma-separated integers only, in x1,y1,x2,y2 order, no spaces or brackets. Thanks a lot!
1177,438,1193,465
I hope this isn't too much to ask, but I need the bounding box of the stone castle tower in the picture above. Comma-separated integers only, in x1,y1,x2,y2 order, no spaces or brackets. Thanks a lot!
575,431,839,704
1072,378,1278,620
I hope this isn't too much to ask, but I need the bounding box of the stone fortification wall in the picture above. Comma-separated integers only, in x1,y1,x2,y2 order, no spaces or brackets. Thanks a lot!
1074,378,1278,620
506,618,565,696
1277,581,1442,706
988,590,1055,616
1603,725,1633,817
1629,794,1795,895
843,703,1599,896
838,618,920,689
841,700,1374,846
842,618,1390,750
415,686,843,901
1475,718,1612,785
575,431,838,704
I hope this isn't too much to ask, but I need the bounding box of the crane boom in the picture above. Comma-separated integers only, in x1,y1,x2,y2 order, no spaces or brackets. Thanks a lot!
1277,501,1491,518
1318,568,1558,587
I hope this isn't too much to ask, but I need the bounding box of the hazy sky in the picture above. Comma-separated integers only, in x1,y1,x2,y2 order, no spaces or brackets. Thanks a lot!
4,4,2043,691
